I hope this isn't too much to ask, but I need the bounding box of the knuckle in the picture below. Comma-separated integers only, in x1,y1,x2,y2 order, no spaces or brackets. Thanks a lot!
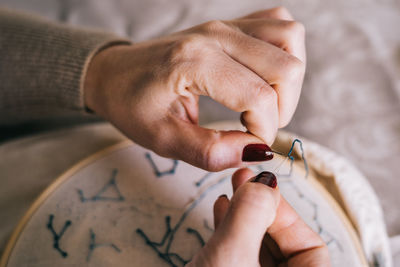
261,83,278,100
202,136,224,172
276,21,305,57
285,21,305,37
201,19,228,34
270,6,292,19
170,34,204,60
283,55,305,81
203,146,219,172
254,83,278,107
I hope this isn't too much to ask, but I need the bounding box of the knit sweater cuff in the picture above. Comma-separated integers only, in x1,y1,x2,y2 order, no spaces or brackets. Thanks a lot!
0,8,131,125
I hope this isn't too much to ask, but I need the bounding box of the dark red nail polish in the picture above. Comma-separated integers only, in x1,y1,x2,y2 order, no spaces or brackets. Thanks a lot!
218,194,228,199
251,171,277,188
242,144,273,162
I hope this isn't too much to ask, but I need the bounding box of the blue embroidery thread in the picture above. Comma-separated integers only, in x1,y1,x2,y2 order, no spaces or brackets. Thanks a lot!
136,176,229,266
46,214,71,258
78,169,125,202
145,152,179,177
273,139,309,178
87,228,121,262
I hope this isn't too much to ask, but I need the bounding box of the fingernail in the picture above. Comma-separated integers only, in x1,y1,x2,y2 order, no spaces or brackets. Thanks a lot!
251,171,277,188
242,144,273,162
218,194,228,199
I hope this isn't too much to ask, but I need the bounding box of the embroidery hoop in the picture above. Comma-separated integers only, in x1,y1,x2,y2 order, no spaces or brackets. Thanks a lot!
0,130,369,267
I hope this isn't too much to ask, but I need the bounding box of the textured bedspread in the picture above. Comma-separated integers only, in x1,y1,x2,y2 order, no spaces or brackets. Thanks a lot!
1,0,399,264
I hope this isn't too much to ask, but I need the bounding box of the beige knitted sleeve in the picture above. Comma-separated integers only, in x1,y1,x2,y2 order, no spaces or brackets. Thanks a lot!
0,8,131,125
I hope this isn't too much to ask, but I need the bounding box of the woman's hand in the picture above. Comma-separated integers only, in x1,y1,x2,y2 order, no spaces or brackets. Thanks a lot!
188,168,330,266
84,7,305,171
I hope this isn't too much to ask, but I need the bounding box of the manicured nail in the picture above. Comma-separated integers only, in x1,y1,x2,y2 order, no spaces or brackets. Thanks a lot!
251,171,277,188
242,144,273,162
218,194,228,199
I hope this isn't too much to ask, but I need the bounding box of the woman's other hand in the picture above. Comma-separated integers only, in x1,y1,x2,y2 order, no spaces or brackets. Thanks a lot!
188,168,330,266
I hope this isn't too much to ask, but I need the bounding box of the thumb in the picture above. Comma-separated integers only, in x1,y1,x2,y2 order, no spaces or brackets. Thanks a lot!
166,118,274,171
206,172,280,265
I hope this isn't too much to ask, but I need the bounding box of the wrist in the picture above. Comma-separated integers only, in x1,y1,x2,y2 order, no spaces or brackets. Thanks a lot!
83,44,128,116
